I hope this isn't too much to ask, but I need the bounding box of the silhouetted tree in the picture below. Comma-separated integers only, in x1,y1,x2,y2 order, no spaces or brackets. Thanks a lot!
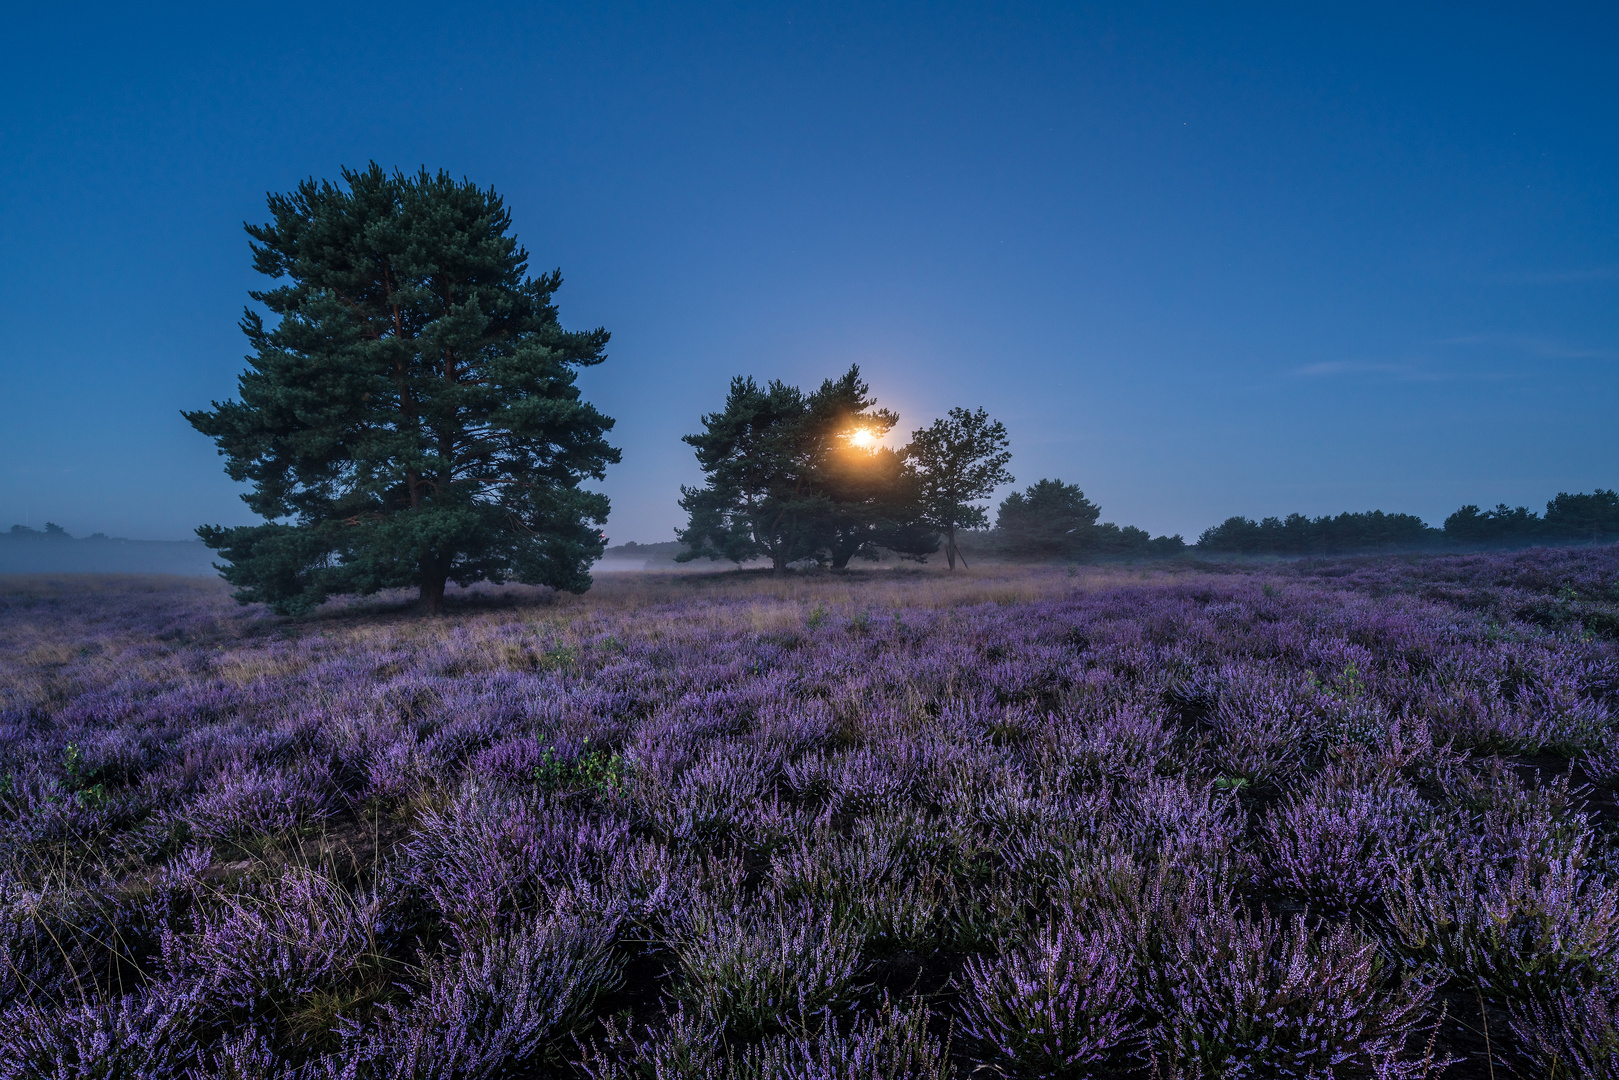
677,366,936,570
187,165,619,615
676,376,822,570
1544,489,1619,542
1443,503,1541,546
908,407,1013,570
1198,510,1437,555
996,479,1102,559
996,478,1185,560
805,369,937,568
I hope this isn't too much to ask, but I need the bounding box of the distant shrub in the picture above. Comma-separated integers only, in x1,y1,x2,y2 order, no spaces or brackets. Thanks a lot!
1544,489,1619,542
1199,510,1438,556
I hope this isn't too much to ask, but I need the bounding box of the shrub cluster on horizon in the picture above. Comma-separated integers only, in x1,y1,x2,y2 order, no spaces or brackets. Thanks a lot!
0,546,1617,1077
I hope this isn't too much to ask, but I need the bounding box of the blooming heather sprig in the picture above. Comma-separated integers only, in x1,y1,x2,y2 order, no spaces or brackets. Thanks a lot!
769,820,942,954
1261,770,1432,912
959,907,1142,1076
184,762,332,841
0,984,206,1080
735,996,953,1080
1381,849,1619,1000
1207,666,1313,788
1508,986,1619,1080
1582,729,1619,786
670,899,867,1039
160,866,382,1023
579,1004,727,1080
1145,903,1442,1080
340,908,623,1078
399,784,627,945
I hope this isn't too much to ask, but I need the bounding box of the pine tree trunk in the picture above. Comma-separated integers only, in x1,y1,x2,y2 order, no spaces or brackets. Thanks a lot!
945,525,958,571
420,558,448,614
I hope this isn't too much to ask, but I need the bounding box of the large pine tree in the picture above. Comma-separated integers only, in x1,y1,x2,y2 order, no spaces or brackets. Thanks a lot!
187,165,619,614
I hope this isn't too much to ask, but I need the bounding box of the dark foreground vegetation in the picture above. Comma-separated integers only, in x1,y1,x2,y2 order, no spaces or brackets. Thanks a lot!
3,548,1619,1077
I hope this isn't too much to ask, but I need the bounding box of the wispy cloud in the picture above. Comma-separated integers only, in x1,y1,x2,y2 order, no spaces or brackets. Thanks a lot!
1439,333,1618,361
1290,360,1452,381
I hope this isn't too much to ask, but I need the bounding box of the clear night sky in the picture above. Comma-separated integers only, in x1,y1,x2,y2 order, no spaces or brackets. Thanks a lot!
2,4,1615,544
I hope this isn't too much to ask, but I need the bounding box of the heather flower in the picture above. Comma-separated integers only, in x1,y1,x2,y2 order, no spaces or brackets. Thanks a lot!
5,548,1619,1070
1582,729,1619,785
959,908,1142,1076
1261,769,1432,912
1120,775,1249,880
1208,667,1312,787
0,879,149,1007
670,899,867,1038
188,1027,295,1080
735,997,952,1080
824,748,916,817
160,867,383,1026
1508,986,1619,1080
400,782,627,944
341,909,623,1078
185,762,332,841
645,743,769,845
1381,848,1619,1000
1142,902,1442,1079
1040,703,1181,783
0,984,205,1080
579,1004,727,1080
769,817,942,953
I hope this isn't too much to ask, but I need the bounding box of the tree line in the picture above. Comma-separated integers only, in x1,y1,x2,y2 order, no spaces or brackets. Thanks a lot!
1196,491,1619,556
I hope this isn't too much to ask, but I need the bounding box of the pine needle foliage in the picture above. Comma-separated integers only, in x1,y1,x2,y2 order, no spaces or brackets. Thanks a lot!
186,164,619,615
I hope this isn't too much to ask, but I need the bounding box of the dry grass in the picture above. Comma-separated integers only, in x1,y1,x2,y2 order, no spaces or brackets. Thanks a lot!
0,564,1208,707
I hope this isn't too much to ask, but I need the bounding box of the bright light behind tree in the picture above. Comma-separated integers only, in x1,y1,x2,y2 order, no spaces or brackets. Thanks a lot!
847,427,877,449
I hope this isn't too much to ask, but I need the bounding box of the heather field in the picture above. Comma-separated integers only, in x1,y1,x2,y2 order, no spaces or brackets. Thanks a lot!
4,550,1619,1079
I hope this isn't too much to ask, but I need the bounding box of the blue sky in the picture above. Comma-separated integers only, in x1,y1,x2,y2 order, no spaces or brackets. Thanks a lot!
1,3,1615,542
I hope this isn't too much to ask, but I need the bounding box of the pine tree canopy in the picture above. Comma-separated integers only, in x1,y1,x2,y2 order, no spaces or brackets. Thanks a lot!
996,479,1103,559
186,164,619,615
675,366,937,570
